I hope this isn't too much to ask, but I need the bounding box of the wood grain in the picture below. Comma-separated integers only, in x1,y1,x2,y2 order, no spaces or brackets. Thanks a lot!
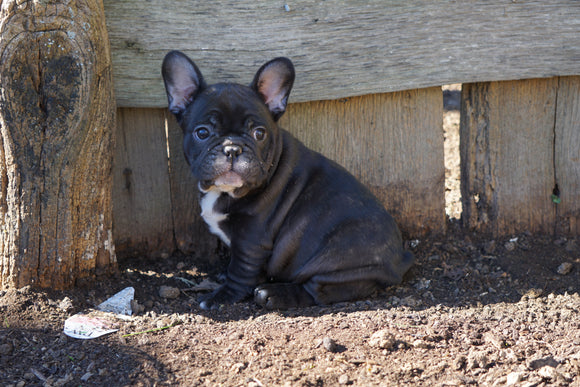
112,108,175,258
0,0,117,289
555,77,580,235
280,88,445,236
103,0,580,108
460,79,559,235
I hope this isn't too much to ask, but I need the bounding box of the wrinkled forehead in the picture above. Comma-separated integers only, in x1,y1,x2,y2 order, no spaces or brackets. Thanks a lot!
184,83,270,123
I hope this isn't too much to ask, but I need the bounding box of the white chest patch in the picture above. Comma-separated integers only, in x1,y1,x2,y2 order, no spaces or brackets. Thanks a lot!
200,190,231,246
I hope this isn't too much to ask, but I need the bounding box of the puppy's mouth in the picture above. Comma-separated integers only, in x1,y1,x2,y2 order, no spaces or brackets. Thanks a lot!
199,170,245,194
214,171,244,191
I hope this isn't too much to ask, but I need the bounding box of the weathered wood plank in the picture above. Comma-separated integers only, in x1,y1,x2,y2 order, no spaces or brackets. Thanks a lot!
166,113,221,259
103,0,580,108
555,76,580,235
112,108,175,257
460,79,559,235
279,88,445,236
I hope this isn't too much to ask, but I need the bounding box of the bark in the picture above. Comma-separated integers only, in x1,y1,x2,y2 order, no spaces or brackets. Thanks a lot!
0,0,116,289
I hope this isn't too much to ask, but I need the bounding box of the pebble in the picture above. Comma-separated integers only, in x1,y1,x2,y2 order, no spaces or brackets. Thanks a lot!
483,240,496,254
322,336,338,352
230,362,246,373
80,372,93,382
537,365,560,380
504,241,516,252
556,262,573,275
338,374,349,385
467,350,490,369
528,356,559,370
564,239,577,252
401,295,422,307
414,278,431,290
412,339,429,349
369,330,396,350
159,286,180,299
506,371,523,385
130,299,145,314
0,343,13,355
58,297,74,312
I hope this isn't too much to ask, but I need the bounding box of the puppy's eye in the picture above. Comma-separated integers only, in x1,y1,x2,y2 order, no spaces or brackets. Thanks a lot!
253,127,266,141
194,126,210,140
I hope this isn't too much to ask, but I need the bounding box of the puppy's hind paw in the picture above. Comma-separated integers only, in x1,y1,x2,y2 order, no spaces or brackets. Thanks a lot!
254,283,316,310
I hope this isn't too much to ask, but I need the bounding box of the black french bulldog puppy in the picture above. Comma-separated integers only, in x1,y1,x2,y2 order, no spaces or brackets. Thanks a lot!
162,51,414,310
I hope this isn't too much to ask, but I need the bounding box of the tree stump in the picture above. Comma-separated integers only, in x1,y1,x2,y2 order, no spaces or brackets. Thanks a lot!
0,0,117,289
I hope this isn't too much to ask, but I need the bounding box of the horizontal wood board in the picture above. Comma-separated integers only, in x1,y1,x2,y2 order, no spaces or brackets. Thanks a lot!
103,0,580,108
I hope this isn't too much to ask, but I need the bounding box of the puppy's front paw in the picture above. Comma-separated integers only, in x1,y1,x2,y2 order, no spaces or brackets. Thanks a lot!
199,283,249,310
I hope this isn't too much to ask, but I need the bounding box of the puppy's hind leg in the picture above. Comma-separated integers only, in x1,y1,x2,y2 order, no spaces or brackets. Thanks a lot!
254,283,316,309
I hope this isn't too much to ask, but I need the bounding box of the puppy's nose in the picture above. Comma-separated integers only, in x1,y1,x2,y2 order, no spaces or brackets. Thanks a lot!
223,144,242,158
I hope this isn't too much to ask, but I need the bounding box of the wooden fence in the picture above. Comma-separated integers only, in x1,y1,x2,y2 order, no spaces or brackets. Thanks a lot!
104,1,580,259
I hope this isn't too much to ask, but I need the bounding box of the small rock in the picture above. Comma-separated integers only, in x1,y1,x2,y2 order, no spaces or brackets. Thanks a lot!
564,239,577,252
422,291,435,301
538,365,560,380
412,339,429,349
130,299,145,314
483,332,505,350
322,337,338,352
230,362,246,374
0,343,13,355
556,262,573,275
369,330,396,350
528,356,559,370
414,278,431,290
401,295,422,307
521,288,543,300
467,350,490,369
176,261,186,270
338,374,349,385
58,297,74,312
80,372,93,382
53,373,73,387
554,237,567,246
504,241,516,252
159,286,180,299
483,240,496,254
506,371,523,385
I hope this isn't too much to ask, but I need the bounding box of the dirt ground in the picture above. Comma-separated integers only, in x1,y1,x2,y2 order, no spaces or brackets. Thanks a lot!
1,87,579,387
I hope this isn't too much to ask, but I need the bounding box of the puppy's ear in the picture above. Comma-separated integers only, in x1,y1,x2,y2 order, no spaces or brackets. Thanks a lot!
250,57,295,121
162,51,206,118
